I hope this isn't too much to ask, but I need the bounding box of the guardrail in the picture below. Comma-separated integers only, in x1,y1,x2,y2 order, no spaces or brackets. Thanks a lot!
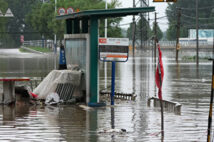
23,40,60,49
148,97,182,115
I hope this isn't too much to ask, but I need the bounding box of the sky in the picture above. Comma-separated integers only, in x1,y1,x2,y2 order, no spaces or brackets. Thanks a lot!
115,0,169,32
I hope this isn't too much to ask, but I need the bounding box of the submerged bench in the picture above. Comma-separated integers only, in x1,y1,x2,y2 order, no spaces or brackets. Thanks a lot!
0,78,30,104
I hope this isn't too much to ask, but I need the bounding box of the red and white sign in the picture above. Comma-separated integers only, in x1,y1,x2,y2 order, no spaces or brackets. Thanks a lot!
66,7,74,14
99,38,129,46
20,35,24,43
99,38,129,62
58,8,66,16
99,38,107,44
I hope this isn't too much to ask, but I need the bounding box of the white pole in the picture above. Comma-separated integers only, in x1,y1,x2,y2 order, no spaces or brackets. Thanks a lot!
104,0,108,89
104,0,108,38
54,0,57,69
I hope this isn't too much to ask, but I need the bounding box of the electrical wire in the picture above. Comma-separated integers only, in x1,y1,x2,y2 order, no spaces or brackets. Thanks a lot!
181,13,214,20
150,16,168,21
176,5,214,11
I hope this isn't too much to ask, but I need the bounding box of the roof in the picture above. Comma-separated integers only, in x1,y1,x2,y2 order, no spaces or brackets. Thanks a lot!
56,7,155,20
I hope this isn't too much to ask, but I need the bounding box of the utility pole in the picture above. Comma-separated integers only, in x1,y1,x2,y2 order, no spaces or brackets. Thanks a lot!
140,0,143,50
213,31,214,56
148,0,150,49
154,12,157,62
196,0,199,65
132,0,136,56
54,0,57,69
176,8,181,62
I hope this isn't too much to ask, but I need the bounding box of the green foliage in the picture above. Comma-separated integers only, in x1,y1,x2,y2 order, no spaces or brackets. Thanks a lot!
166,0,214,40
152,22,163,41
0,0,8,44
99,0,123,37
0,0,41,48
126,16,152,41
166,24,176,40
26,0,123,40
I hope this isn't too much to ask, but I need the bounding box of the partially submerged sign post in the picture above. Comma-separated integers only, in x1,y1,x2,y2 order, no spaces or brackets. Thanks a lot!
99,38,129,105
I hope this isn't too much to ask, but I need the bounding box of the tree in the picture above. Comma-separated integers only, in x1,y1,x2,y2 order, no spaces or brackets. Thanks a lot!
99,0,123,37
152,22,163,41
0,0,42,48
0,0,8,34
26,0,123,40
166,0,214,40
126,16,152,40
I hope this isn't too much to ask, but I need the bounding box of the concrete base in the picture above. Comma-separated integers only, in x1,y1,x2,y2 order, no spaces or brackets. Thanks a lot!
3,81,15,104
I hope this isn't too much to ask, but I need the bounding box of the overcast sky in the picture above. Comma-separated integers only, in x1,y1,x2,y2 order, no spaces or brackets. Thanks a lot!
115,0,169,32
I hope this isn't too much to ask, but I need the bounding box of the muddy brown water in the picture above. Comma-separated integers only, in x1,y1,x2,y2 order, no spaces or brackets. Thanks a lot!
0,49,212,141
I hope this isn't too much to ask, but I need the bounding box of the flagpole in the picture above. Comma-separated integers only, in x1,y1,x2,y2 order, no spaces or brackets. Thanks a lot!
157,43,164,138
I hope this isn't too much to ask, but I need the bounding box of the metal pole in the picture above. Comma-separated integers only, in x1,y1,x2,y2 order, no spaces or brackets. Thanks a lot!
196,0,199,65
207,59,214,142
158,56,164,138
105,0,108,38
104,0,108,89
176,8,181,62
111,61,116,105
213,31,214,56
111,107,115,129
54,0,57,69
132,0,136,56
154,12,157,63
140,0,143,50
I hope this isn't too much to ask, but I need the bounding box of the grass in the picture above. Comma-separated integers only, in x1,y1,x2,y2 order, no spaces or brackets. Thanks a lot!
27,46,52,52
20,46,52,53
19,48,28,52
182,55,211,61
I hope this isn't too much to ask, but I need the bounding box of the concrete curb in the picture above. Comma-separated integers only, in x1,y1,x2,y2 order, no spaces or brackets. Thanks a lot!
20,46,48,55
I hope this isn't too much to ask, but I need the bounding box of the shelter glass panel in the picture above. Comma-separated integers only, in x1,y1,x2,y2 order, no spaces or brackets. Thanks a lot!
65,39,86,71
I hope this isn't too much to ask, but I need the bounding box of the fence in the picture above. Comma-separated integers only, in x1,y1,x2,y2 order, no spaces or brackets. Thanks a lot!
133,40,214,49
23,40,62,49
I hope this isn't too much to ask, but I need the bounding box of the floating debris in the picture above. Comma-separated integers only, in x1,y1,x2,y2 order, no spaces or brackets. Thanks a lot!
97,128,127,134
100,90,136,101
148,97,182,115
45,92,60,105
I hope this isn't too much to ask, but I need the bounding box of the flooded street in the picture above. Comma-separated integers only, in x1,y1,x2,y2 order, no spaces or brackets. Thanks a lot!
0,49,212,141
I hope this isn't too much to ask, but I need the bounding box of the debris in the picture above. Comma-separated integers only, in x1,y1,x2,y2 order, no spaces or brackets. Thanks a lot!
33,70,82,100
98,128,127,134
45,92,60,105
29,92,38,99
79,105,93,110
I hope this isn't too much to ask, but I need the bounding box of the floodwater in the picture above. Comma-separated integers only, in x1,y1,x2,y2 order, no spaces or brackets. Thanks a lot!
0,48,213,141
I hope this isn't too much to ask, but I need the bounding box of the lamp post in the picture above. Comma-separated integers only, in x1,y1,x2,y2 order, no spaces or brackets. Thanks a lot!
104,0,108,89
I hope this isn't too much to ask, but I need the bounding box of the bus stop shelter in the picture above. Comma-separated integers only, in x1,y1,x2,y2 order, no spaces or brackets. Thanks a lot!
56,7,155,105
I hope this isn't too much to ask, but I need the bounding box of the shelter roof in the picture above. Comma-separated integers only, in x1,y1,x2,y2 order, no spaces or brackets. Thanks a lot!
56,7,155,20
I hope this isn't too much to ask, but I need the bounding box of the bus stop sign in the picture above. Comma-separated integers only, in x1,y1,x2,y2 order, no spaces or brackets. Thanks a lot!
99,38,129,62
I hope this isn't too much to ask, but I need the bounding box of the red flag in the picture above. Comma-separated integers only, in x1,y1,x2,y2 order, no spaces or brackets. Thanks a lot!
155,44,164,99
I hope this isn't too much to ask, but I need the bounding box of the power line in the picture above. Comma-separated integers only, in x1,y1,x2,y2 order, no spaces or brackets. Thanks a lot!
150,16,167,21
181,13,214,20
176,5,214,11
